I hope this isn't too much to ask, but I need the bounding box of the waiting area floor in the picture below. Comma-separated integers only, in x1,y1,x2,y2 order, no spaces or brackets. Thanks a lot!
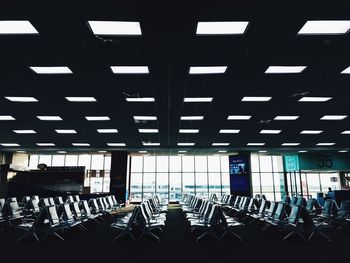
1,204,349,263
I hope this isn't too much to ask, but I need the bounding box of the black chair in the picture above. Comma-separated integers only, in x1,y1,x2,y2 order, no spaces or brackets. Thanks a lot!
2,201,24,226
60,203,86,231
111,206,140,242
138,203,165,241
217,206,244,242
80,200,103,224
282,205,305,241
43,205,69,242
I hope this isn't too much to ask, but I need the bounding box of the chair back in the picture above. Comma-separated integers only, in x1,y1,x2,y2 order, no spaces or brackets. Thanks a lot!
287,205,302,226
47,205,60,226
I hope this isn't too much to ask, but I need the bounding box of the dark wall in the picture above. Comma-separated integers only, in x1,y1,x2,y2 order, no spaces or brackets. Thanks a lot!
110,151,128,203
0,152,12,198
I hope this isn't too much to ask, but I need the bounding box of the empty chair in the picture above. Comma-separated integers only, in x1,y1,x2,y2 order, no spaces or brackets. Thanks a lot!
217,206,244,242
74,195,80,202
15,208,47,243
2,201,24,226
43,206,68,242
138,203,165,241
60,203,86,231
48,197,55,206
0,198,5,210
39,198,50,208
55,196,64,206
111,206,140,242
66,196,74,203
281,205,305,241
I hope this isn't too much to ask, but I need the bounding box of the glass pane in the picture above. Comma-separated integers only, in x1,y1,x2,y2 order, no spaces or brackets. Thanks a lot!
78,155,91,170
272,156,284,172
220,156,229,173
52,155,65,166
104,156,111,170
260,156,272,172
301,172,309,198
91,155,104,170
183,173,195,193
103,177,110,193
208,156,220,172
169,173,181,201
170,156,181,172
65,155,78,166
261,173,274,199
143,156,156,172
143,172,156,194
274,172,286,199
156,156,168,172
90,177,103,193
252,172,261,193
208,173,221,192
250,154,260,172
39,155,52,166
130,173,143,202
131,156,143,172
156,172,168,202
195,172,208,198
12,153,29,167
221,173,230,194
182,156,194,172
306,173,321,197
320,173,339,192
195,156,207,172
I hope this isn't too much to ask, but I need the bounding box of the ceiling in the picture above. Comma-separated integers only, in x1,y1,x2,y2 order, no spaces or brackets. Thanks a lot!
1,0,350,155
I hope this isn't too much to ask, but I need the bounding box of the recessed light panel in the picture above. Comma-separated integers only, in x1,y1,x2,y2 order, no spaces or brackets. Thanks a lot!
298,97,332,102
242,97,272,102
178,143,195,146
184,97,213,102
228,115,251,120
212,143,229,146
107,143,126,146
72,143,90,146
179,129,199,133
55,130,77,134
138,151,147,153
0,116,15,120
139,129,159,133
219,129,240,134
134,116,157,121
338,150,348,153
111,66,149,74
30,66,72,74
37,116,62,121
341,66,350,74
5,97,38,102
57,151,67,154
341,131,350,134
196,21,249,35
189,66,227,74
298,150,307,153
143,142,160,146
126,97,155,102
274,116,299,120
178,150,187,153
1,143,20,146
321,115,347,120
0,20,38,34
265,66,306,74
298,20,350,35
85,116,110,121
247,143,265,146
181,116,204,120
260,130,281,134
218,150,227,153
316,143,335,146
13,130,36,134
88,21,142,35
65,97,96,102
282,143,300,146
36,143,55,146
97,129,118,133
300,130,323,134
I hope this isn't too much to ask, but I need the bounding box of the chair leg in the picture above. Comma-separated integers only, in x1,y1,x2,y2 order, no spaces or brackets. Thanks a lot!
318,231,332,241
283,231,296,241
228,230,243,241
52,232,65,242
307,231,315,242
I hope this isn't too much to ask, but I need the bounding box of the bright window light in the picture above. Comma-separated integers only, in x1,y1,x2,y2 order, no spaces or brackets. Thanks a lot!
341,130,350,134
55,130,77,134
189,66,227,74
85,116,110,121
247,143,265,146
37,116,62,121
72,143,90,146
13,130,36,134
0,116,15,120
282,143,300,146
36,143,55,146
179,129,199,133
341,66,350,74
242,97,272,102
139,129,158,133
107,143,126,146
30,66,72,74
5,97,38,102
181,116,204,120
274,116,299,120
16,151,26,153
298,97,332,102
212,143,229,146
219,129,240,134
184,97,213,102
321,115,347,120
65,97,96,102
126,97,155,102
134,116,157,121
298,20,350,35
265,66,306,74
196,21,249,35
316,143,335,146
88,21,142,35
143,142,160,146
97,129,118,133
228,115,251,120
300,130,323,134
178,143,195,146
260,130,281,134
0,20,38,34
1,143,20,146
111,66,149,74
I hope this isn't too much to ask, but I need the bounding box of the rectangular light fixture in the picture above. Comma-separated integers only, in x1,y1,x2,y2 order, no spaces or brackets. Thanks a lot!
247,143,265,146
37,116,62,121
298,97,332,102
242,97,272,102
316,143,335,146
0,20,38,34
228,115,251,120
0,115,15,120
341,66,350,74
126,97,155,102
139,129,159,133
282,143,300,146
178,143,195,146
1,143,20,146
298,150,307,153
138,150,147,153
5,97,38,102
274,116,299,120
179,129,199,133
107,143,126,146
339,150,348,153
57,151,67,154
178,150,187,153
300,130,323,134
143,142,160,146
341,130,350,134
189,66,227,74
218,150,227,153
72,143,90,146
181,116,204,120
85,116,110,121
298,20,350,35
219,129,240,134
65,97,96,102
36,143,55,146
111,66,149,74
133,116,157,121
88,21,142,35
321,115,347,120
196,21,249,35
265,66,306,74
55,129,77,134
184,97,213,102
260,130,281,134
212,143,229,146
97,129,118,133
30,66,72,74
13,130,36,134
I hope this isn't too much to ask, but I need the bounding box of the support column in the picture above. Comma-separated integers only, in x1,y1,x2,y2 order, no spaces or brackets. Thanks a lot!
110,151,128,204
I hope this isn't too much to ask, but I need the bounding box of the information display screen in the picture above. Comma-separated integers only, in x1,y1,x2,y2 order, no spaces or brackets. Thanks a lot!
229,155,250,193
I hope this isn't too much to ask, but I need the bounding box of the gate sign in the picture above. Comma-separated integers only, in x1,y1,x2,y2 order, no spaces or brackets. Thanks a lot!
298,153,350,171
284,155,299,172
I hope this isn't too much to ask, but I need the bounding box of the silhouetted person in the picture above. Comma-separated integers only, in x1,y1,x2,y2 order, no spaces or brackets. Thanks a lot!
328,187,333,193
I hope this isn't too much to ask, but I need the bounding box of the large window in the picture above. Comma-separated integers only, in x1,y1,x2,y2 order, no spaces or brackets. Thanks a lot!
129,155,230,202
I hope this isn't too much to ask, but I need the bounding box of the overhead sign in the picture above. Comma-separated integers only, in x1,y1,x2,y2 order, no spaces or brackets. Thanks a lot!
284,155,299,172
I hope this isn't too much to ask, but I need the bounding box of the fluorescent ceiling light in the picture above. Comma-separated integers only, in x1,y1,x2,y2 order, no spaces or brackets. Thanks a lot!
300,130,323,134
55,129,77,134
178,143,195,146
260,130,281,134
139,129,158,133
219,129,240,134
321,115,347,120
57,151,67,154
228,115,251,120
139,151,147,153
184,97,213,102
338,150,348,153
5,97,38,102
247,143,265,146
258,150,267,153
298,97,332,102
134,116,157,121
36,143,55,146
13,130,36,134
189,66,227,74
181,116,204,120
107,143,126,146
111,66,149,74
37,116,62,121
242,97,271,102
98,151,107,153
72,143,90,146
298,20,350,35
196,21,249,35
341,131,350,134
126,97,155,102
316,143,335,146
274,116,299,120
212,143,229,146
0,20,38,34
218,150,227,153
88,21,141,35
16,150,26,153
85,116,110,121
178,150,187,153
179,129,199,133
30,66,72,74
265,66,306,74
97,129,118,133
282,143,300,146
298,150,307,153
341,66,350,74
65,97,96,102
1,143,20,146
0,116,15,120
143,142,160,146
